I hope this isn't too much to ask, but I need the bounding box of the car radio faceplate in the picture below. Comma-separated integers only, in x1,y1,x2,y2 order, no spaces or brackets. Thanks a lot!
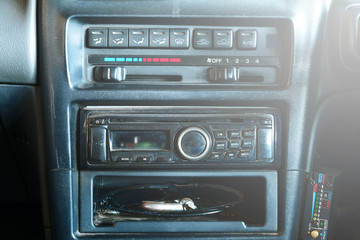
79,106,281,169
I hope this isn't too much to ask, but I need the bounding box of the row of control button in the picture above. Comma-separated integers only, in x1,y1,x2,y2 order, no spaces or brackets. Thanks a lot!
116,155,173,163
87,28,190,48
87,27,257,50
213,129,255,139
193,29,257,50
210,150,251,161
215,140,253,150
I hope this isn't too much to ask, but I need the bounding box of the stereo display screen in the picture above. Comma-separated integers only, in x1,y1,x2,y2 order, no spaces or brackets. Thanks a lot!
110,130,169,151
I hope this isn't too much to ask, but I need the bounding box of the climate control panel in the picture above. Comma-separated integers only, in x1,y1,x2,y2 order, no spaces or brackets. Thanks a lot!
66,17,292,89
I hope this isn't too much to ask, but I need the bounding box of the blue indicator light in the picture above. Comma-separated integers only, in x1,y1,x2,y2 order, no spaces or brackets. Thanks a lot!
318,174,323,183
139,58,143,62
133,58,138,62
311,192,315,217
104,57,115,62
116,58,125,62
126,58,133,62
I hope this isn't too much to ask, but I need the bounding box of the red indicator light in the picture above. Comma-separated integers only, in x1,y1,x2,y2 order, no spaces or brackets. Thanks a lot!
160,58,169,62
170,58,181,63
153,58,159,62
313,183,318,192
143,58,147,62
147,58,152,62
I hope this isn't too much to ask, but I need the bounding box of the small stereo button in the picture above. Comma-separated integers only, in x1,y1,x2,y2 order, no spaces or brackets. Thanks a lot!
239,150,250,159
242,139,253,148
242,130,255,138
136,156,153,163
209,152,225,160
229,140,241,149
213,130,227,139
215,141,227,150
260,119,272,125
229,130,241,139
225,151,239,160
117,156,131,163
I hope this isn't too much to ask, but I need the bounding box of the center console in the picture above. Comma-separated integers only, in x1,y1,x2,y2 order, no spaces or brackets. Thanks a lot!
66,17,290,236
39,0,329,239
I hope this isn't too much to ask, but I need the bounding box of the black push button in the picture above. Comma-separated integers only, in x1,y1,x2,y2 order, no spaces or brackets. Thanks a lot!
242,139,253,148
225,151,239,160
215,141,227,150
242,130,255,137
136,156,153,163
239,150,250,159
213,130,227,139
260,119,272,125
193,29,212,49
117,156,131,162
89,127,107,162
213,29,233,49
93,67,126,82
129,29,149,48
109,29,128,48
237,30,257,50
207,67,238,82
87,28,108,48
209,152,225,160
149,29,169,48
229,140,241,149
170,29,190,48
257,128,274,160
229,130,241,139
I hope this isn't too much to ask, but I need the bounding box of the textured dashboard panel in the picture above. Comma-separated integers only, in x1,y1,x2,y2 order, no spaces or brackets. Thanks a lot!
0,0,36,84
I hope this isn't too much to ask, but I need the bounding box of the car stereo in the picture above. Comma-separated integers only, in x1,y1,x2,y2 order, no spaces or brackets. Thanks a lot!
79,106,281,169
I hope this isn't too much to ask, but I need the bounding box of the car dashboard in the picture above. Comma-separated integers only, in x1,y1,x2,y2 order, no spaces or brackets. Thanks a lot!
1,0,360,239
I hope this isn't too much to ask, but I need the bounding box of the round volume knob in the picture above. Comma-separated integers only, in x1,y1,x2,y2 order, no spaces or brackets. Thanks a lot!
176,127,212,161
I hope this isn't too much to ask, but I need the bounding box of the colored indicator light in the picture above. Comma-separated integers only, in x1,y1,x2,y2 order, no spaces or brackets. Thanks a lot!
126,58,133,62
116,58,125,62
133,58,138,62
147,58,152,62
139,58,143,62
160,58,169,62
104,57,115,62
170,58,181,63
153,58,159,62
143,58,147,62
